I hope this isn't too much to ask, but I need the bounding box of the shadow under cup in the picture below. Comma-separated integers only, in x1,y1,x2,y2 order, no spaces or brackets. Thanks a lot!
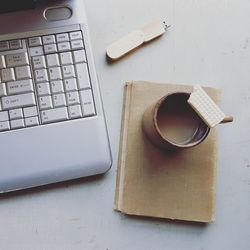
142,92,210,151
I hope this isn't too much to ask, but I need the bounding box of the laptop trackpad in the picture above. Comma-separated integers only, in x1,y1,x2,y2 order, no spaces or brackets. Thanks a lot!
44,6,72,21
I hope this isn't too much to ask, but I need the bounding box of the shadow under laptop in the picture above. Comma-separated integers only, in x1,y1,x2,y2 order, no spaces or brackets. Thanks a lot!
0,174,106,200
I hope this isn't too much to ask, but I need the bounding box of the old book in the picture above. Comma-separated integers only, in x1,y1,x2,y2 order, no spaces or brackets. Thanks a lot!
114,81,220,223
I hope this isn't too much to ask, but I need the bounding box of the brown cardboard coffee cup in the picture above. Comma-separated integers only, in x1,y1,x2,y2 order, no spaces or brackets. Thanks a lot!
142,92,210,151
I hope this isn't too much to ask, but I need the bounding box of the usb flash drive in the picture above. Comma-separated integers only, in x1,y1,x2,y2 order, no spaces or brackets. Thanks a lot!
106,20,169,61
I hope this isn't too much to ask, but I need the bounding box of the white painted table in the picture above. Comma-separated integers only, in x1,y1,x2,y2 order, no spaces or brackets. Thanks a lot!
1,1,250,249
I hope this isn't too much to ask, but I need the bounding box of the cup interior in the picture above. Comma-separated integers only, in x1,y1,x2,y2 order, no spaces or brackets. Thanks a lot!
155,92,210,148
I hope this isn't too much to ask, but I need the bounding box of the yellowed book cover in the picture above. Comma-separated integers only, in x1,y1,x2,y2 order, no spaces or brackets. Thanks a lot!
114,81,220,223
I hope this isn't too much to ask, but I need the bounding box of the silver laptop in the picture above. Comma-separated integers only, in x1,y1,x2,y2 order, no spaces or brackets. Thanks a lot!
0,0,112,193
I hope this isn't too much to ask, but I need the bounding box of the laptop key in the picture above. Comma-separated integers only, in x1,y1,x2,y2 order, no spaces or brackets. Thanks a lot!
29,46,44,57
44,44,57,54
51,80,64,94
56,33,69,43
71,40,84,50
75,63,91,89
39,95,53,110
32,56,46,69
34,69,48,83
2,93,36,110
9,40,22,50
9,108,23,120
66,92,80,105
0,83,7,97
41,107,68,124
10,118,25,129
7,79,34,95
60,52,73,65
28,37,42,47
15,66,32,80
25,116,39,127
48,67,62,81
69,31,82,41
46,54,60,67
52,93,66,108
68,105,82,119
0,111,9,121
73,50,86,63
0,55,6,69
23,107,38,118
43,35,56,45
0,41,9,51
62,65,75,79
1,68,15,82
5,52,29,67
64,78,77,92
37,82,51,96
57,42,70,52
0,121,10,131
80,89,95,117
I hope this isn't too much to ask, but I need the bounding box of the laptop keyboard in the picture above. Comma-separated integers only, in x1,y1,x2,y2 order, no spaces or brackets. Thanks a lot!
0,30,96,132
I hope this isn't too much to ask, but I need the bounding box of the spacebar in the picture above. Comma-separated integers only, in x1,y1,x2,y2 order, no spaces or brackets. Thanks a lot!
41,107,69,124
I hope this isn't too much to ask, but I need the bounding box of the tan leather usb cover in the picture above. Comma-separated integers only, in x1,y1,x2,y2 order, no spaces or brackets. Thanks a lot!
106,21,167,61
